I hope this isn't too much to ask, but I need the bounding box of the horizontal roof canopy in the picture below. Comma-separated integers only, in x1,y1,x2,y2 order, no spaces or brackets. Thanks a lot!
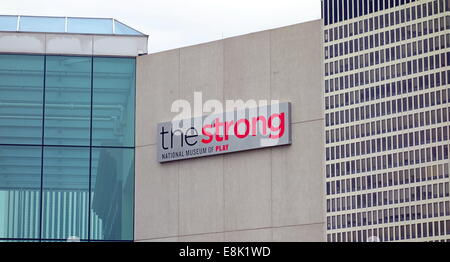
0,15,145,36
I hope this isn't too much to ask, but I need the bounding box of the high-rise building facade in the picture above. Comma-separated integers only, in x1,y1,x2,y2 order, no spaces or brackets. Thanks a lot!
323,0,450,241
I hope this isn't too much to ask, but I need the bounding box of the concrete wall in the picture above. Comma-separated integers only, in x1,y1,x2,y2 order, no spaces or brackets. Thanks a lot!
0,32,148,56
135,19,325,242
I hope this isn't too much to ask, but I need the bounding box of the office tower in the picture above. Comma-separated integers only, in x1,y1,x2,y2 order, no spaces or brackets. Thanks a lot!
323,0,450,241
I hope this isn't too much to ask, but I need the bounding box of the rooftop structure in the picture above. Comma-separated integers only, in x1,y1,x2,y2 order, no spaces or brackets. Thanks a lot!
0,15,148,57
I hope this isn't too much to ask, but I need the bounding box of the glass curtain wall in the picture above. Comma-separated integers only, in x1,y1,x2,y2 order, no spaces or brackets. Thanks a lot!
0,54,135,241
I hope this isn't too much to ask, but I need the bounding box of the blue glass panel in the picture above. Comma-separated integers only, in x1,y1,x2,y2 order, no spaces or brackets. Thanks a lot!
0,16,17,31
20,17,65,33
0,239,40,242
90,147,134,241
0,55,44,145
92,58,135,147
0,146,41,239
114,20,142,35
44,56,91,146
41,147,89,240
67,18,113,34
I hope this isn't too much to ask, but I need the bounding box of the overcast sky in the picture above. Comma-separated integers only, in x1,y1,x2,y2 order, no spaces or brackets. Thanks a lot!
2,0,321,53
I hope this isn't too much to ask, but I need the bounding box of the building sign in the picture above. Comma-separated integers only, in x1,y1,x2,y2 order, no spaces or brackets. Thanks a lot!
157,102,291,163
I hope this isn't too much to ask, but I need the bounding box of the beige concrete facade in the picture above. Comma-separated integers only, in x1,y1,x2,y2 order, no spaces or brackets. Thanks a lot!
135,19,325,242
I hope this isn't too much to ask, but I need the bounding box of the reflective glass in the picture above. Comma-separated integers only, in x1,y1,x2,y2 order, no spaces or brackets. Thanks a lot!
92,58,135,147
20,17,65,33
90,147,134,241
0,55,135,242
0,55,44,145
114,20,142,35
41,147,89,240
44,56,92,146
67,18,113,34
0,16,17,31
0,239,39,242
0,146,41,239
1,15,144,35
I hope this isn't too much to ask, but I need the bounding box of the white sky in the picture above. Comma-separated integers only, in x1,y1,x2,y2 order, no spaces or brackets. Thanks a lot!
1,0,322,54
